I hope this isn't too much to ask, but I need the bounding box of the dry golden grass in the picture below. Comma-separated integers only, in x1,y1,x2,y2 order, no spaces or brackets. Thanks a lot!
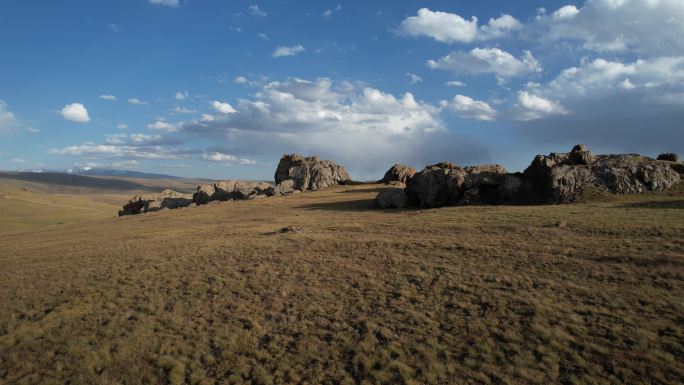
0,183,683,384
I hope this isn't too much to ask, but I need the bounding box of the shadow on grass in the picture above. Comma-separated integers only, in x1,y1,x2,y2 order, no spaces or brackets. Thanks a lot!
618,199,684,210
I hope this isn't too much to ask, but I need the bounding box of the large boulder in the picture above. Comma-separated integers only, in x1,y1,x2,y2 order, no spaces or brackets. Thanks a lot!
375,188,408,209
193,180,272,205
270,179,295,196
274,154,351,191
380,164,416,185
118,189,193,216
404,163,511,208
521,145,682,203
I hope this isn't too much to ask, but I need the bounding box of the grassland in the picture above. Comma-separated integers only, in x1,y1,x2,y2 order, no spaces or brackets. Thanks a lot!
0,182,683,385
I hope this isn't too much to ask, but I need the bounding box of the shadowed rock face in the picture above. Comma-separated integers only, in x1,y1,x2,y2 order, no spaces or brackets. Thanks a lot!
375,188,408,209
193,180,272,205
118,189,193,216
405,163,511,208
401,145,682,208
380,164,416,185
521,146,681,204
274,154,351,191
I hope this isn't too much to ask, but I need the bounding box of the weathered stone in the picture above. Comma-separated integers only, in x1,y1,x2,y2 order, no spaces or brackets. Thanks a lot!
271,179,295,196
274,154,351,191
375,188,408,209
194,180,272,204
118,189,193,216
657,153,680,163
380,164,416,185
521,145,681,203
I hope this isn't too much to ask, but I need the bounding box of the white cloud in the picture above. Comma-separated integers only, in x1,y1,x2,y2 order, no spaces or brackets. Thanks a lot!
398,8,521,43
398,8,478,43
0,100,16,132
552,5,580,20
257,33,269,41
99,94,116,101
128,98,148,105
427,48,541,79
50,144,185,160
61,103,90,123
450,95,498,121
248,5,266,17
538,0,684,55
106,133,177,146
445,80,466,87
272,45,306,58
171,106,197,114
10,158,25,163
234,76,248,84
178,77,482,177
149,0,179,7
479,14,522,39
406,73,423,84
146,120,181,132
175,91,189,100
211,101,237,114
323,4,341,18
203,152,258,165
513,91,568,121
117,123,128,129
620,78,636,90
25,127,40,133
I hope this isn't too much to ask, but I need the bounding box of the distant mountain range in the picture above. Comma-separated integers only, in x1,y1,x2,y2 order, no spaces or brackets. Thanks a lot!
12,167,180,180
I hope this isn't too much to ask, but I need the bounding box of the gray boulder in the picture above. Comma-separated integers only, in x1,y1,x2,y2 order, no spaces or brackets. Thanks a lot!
270,179,295,196
521,145,682,203
274,154,351,191
118,189,193,216
405,162,511,208
375,188,408,209
380,164,416,185
194,180,272,205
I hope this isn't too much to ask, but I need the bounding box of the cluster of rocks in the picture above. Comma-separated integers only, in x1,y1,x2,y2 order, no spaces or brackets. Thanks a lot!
118,189,194,215
118,154,351,216
376,145,683,208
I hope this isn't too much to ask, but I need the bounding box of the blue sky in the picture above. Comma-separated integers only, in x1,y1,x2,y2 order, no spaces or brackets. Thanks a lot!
1,0,683,180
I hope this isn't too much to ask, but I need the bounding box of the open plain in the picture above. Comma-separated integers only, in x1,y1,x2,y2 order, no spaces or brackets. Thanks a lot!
1,181,683,385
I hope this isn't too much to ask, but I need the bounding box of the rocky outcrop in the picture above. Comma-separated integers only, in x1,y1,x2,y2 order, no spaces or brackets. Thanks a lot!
396,145,681,208
380,164,416,186
657,153,680,163
375,188,408,209
405,163,511,208
521,145,681,203
118,189,193,216
270,179,295,196
194,180,272,205
274,154,351,191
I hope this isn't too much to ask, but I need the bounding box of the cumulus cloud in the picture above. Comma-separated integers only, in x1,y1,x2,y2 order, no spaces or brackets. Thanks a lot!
149,0,179,7
513,55,684,154
512,91,568,121
406,73,423,84
450,95,498,121
398,8,478,43
427,48,541,80
537,0,684,55
211,101,237,114
105,133,181,146
180,77,490,177
171,106,197,114
234,76,248,84
202,152,258,165
146,120,181,132
397,8,521,43
272,45,306,58
128,98,148,105
61,103,90,123
99,94,116,101
117,123,128,129
175,91,189,100
479,14,522,40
